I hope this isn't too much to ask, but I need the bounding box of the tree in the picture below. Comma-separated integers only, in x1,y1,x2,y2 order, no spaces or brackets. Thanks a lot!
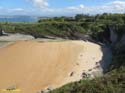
75,14,86,21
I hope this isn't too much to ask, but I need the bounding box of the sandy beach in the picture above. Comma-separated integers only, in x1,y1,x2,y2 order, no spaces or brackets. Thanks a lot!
0,40,105,93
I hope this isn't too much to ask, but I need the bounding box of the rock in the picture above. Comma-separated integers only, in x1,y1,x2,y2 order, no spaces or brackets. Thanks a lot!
110,27,118,44
38,86,54,93
121,34,125,45
96,62,99,65
0,29,3,36
37,89,46,93
0,29,8,36
40,89,49,93
82,72,87,78
70,72,74,77
73,32,92,41
88,69,92,72
92,71,103,77
6,85,17,91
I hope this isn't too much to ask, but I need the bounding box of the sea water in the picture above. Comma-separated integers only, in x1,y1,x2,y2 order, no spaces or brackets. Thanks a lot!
0,16,38,22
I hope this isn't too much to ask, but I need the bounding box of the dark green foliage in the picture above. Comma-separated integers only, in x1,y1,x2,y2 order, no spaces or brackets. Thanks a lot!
50,67,125,93
0,22,88,39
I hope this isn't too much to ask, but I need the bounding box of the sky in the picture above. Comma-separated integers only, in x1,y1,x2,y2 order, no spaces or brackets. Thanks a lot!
0,0,125,16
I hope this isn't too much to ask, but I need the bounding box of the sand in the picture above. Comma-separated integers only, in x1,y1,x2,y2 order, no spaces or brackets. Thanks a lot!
0,33,34,41
0,40,103,93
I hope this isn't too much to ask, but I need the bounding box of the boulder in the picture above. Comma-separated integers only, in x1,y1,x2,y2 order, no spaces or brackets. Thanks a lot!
6,85,17,91
0,29,8,36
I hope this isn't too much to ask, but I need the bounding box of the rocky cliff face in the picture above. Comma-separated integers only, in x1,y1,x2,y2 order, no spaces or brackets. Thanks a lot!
0,28,3,36
109,27,118,44
109,26,125,45
120,34,125,45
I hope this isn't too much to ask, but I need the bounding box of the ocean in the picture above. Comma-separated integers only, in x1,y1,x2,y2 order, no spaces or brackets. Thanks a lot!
0,16,38,22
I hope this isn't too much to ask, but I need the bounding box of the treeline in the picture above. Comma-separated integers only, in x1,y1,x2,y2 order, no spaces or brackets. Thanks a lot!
0,13,125,41
38,13,125,23
38,13,125,41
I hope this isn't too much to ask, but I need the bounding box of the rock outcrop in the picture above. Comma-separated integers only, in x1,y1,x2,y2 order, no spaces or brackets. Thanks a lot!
109,27,118,44
108,26,125,45
121,34,125,45
0,29,8,36
0,28,3,36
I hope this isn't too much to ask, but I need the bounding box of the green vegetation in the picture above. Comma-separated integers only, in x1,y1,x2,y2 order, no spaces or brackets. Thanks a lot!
50,69,125,93
1,13,125,40
0,13,125,93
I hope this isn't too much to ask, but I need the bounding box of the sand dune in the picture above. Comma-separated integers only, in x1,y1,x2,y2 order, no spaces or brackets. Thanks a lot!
0,40,103,93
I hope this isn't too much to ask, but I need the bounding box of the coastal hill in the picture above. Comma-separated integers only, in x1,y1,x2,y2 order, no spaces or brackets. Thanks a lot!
0,13,124,93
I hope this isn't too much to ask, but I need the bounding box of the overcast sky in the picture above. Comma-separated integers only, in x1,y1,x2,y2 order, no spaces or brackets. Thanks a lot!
0,0,125,16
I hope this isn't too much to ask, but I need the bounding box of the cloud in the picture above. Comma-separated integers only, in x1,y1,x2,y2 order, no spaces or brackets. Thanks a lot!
67,4,85,11
29,0,49,9
66,4,91,14
0,8,31,15
29,0,125,16
10,8,24,12
106,1,125,13
65,1,125,15
0,0,125,16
